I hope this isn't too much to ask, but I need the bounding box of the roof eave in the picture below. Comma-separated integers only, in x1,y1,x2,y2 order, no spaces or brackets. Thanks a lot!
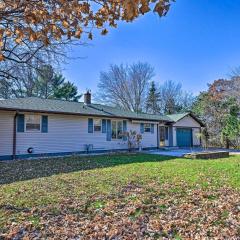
0,107,170,123
174,112,205,127
189,112,205,127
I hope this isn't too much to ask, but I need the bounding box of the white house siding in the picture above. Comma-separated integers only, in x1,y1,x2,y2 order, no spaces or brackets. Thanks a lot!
15,113,158,155
130,122,158,149
0,111,14,157
172,115,201,147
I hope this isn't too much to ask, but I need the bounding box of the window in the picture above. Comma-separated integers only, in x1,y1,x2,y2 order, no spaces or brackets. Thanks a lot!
112,121,117,139
117,121,123,139
94,119,101,132
25,115,41,132
144,123,151,133
112,120,123,139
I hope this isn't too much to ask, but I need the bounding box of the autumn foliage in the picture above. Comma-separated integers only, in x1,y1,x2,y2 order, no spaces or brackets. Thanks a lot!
0,0,173,61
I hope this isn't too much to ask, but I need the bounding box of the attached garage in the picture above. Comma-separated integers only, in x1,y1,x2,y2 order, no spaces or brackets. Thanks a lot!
166,113,205,148
176,128,192,147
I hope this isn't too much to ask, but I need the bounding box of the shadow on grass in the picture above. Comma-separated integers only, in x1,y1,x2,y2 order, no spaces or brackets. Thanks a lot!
0,153,176,185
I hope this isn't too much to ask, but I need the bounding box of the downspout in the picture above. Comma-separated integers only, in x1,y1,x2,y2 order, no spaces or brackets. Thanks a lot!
200,127,202,147
13,112,17,160
157,123,159,148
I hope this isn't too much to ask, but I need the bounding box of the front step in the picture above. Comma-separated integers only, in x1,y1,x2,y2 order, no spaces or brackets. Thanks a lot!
160,147,180,151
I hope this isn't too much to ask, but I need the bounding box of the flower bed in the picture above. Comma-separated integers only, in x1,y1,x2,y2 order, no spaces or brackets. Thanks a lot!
184,151,229,159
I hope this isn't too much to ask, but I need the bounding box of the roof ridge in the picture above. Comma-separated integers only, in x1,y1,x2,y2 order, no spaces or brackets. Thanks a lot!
30,97,85,104
91,102,168,117
0,96,84,104
167,112,190,115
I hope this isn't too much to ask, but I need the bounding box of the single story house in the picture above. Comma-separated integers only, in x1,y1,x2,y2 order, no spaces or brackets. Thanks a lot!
0,92,204,160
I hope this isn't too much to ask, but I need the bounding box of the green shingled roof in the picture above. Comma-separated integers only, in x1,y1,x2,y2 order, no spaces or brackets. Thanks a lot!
0,97,172,122
167,112,205,127
166,112,190,122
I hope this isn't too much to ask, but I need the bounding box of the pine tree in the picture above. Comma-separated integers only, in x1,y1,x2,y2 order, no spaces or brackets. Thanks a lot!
53,81,82,102
146,81,161,114
34,66,81,101
34,65,65,99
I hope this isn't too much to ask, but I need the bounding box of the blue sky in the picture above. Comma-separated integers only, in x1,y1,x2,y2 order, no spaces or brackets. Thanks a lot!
62,0,240,96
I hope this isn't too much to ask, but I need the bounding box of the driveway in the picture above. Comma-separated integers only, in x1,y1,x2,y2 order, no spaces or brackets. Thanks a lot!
146,148,240,157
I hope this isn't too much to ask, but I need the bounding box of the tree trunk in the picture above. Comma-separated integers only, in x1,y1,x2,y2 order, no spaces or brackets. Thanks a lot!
225,138,230,149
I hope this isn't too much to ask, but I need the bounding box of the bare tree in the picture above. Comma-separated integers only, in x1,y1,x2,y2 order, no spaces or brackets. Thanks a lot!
0,62,81,101
159,80,181,114
0,61,36,99
0,79,12,99
159,80,195,114
179,91,196,112
128,62,155,112
97,62,154,112
0,35,79,83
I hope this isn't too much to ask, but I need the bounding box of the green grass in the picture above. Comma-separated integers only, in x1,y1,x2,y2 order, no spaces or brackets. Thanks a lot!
0,153,240,239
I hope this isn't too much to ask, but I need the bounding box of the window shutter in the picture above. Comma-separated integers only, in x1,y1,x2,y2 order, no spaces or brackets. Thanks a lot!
140,123,144,134
88,118,93,133
151,124,154,134
123,120,127,141
165,127,169,140
41,116,48,133
17,114,25,132
102,119,106,133
106,119,111,141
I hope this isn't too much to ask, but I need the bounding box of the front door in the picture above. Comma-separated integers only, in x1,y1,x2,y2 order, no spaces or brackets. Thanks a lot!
159,126,165,147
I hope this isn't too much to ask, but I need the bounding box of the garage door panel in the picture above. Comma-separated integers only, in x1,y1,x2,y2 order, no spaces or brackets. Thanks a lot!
176,128,192,147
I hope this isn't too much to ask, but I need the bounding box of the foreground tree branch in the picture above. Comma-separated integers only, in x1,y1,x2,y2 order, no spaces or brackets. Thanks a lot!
0,0,174,60
0,1,174,91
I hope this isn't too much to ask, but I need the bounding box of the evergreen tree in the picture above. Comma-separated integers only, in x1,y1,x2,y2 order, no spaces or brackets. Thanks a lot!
53,81,81,102
35,66,65,98
34,65,81,102
145,81,161,114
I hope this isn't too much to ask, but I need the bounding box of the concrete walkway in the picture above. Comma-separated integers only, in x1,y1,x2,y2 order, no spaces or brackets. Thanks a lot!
146,148,240,157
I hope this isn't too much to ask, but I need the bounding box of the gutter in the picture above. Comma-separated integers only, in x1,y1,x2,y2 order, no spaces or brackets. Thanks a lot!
12,112,17,160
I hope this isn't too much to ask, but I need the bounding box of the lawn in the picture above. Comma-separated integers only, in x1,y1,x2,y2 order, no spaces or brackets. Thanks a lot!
0,153,239,239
